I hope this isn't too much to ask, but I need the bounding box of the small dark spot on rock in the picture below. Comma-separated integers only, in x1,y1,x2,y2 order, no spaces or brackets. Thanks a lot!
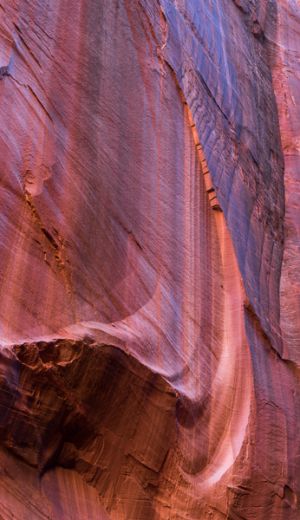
0,66,9,80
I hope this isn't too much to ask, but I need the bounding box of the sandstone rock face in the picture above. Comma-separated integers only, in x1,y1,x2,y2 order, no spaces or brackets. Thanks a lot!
0,1,299,519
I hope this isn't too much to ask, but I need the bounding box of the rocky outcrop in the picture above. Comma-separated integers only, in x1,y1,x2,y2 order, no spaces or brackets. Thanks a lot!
0,1,299,518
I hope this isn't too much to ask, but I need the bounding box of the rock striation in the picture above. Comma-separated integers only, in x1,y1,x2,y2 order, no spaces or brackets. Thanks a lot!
0,1,299,519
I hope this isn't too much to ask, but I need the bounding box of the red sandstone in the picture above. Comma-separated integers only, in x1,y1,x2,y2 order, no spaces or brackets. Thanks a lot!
0,1,299,519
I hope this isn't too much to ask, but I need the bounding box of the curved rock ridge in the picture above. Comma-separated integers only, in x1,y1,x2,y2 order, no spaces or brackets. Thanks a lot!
0,0,299,519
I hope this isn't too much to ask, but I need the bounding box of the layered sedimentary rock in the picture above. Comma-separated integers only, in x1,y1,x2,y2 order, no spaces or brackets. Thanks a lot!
269,0,300,363
0,0,299,519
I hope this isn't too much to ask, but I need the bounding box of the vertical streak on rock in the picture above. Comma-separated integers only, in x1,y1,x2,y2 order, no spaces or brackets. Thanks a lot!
158,100,253,519
268,0,300,363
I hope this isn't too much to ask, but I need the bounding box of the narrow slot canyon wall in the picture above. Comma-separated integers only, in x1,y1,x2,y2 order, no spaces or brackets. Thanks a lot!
0,1,299,519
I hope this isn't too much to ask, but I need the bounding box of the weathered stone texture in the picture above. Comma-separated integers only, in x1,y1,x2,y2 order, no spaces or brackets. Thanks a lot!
0,1,299,518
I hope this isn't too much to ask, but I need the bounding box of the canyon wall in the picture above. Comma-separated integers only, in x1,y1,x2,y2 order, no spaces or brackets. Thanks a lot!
0,1,299,518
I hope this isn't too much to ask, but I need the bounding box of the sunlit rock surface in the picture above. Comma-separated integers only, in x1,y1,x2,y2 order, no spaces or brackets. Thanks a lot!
0,1,299,518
